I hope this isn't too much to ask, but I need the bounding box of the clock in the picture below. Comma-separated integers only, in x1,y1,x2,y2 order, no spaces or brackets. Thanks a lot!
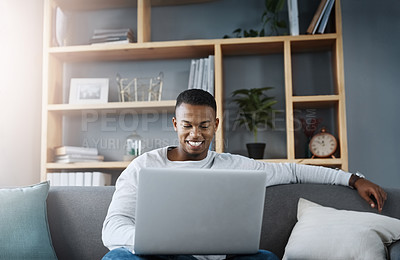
309,127,338,158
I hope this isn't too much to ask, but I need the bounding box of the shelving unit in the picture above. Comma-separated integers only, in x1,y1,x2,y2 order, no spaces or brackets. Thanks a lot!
41,0,348,182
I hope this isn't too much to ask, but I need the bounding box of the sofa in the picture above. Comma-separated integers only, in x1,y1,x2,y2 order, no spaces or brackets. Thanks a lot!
46,184,400,260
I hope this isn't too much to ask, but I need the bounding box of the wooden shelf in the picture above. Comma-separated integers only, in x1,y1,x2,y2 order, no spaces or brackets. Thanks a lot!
49,40,216,62
47,100,176,114
55,0,216,11
259,158,343,167
49,35,339,62
47,158,342,170
292,95,339,108
47,161,130,170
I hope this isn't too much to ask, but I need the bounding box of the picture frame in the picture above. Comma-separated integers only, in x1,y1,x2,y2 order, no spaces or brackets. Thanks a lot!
69,78,109,104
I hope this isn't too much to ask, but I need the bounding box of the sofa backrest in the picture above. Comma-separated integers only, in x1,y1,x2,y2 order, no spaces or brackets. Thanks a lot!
261,184,400,258
47,184,400,260
47,186,115,260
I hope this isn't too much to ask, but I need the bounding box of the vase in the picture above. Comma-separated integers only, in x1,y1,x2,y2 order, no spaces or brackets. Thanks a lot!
246,143,266,159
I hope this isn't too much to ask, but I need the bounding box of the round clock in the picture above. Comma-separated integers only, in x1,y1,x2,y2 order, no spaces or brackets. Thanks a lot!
309,127,337,158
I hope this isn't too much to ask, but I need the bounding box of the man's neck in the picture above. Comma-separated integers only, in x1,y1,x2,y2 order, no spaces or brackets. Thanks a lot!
167,147,207,161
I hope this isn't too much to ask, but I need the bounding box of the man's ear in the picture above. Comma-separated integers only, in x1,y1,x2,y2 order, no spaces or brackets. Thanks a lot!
214,118,219,132
172,117,178,131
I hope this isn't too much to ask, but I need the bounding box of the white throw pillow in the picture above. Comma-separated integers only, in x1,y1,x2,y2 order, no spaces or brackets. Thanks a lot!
283,198,400,260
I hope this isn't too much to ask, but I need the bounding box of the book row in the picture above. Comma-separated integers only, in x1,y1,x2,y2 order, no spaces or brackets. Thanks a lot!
53,146,104,163
287,0,335,36
47,172,112,186
187,55,215,95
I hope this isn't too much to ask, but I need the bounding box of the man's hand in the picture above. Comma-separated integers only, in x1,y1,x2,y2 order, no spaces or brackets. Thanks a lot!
353,178,387,212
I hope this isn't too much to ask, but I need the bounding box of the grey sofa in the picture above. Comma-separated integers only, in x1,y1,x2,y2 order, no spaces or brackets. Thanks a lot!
47,184,400,260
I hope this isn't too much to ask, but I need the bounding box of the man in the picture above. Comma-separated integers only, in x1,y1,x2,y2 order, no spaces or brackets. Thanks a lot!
102,89,387,260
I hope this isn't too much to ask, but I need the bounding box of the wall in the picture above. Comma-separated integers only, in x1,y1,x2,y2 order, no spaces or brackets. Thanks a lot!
0,0,43,187
0,0,399,188
342,1,400,188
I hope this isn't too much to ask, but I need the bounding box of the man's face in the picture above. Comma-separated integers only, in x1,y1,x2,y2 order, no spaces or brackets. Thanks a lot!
172,103,219,160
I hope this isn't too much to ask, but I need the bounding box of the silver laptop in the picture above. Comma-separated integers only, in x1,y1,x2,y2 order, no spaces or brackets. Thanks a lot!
134,168,267,255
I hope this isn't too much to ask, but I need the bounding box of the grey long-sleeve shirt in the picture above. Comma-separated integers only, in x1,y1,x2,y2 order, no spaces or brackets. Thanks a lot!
102,146,351,259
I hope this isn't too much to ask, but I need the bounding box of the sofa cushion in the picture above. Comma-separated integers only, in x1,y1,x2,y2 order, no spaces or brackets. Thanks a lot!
0,181,57,260
283,198,400,260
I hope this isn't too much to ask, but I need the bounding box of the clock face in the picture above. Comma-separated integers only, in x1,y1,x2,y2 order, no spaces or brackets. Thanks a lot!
309,133,337,157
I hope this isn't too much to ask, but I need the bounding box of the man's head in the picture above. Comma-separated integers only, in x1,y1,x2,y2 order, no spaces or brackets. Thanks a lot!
172,89,219,161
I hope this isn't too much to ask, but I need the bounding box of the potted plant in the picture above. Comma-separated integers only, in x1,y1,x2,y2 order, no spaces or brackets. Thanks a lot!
232,87,279,159
223,0,287,38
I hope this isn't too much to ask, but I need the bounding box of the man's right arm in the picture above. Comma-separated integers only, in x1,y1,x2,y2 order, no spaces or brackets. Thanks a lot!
102,165,139,252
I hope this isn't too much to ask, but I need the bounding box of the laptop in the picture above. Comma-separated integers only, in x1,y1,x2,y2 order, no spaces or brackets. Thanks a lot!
134,168,267,255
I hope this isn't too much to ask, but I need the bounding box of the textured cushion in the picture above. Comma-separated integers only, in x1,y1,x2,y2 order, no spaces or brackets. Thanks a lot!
0,181,57,260
283,198,400,260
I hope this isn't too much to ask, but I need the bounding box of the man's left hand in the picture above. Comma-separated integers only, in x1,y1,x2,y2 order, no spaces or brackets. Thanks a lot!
354,178,387,213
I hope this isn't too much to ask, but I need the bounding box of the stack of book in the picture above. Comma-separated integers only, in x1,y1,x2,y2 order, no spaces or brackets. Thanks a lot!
47,172,112,186
307,0,335,34
54,146,104,163
187,55,214,95
89,28,135,45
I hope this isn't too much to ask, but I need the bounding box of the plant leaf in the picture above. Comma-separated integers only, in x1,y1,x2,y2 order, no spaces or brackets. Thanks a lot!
276,0,285,12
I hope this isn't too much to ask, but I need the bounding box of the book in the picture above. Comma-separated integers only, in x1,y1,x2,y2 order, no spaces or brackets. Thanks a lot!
91,31,133,39
93,28,133,35
54,158,102,163
306,0,330,34
287,0,299,36
91,39,132,45
90,36,131,44
55,154,104,161
187,59,196,89
51,173,61,186
196,58,205,90
60,173,69,186
202,58,209,91
84,172,93,186
207,55,215,95
76,172,84,186
316,0,335,34
68,173,76,187
92,172,112,186
55,146,98,156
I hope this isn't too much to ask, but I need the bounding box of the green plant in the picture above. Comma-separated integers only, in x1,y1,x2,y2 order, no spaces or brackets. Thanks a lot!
224,0,287,38
232,87,279,143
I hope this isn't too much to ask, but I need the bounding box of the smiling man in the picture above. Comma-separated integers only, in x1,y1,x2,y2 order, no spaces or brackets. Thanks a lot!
102,89,387,260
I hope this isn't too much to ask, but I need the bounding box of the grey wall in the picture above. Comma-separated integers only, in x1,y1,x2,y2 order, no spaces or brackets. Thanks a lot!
341,1,400,188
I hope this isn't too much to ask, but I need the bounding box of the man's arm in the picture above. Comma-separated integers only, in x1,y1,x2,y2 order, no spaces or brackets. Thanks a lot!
349,175,387,212
242,158,388,212
102,164,138,252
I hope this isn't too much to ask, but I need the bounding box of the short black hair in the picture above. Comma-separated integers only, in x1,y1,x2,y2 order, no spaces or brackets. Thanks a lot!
175,89,217,113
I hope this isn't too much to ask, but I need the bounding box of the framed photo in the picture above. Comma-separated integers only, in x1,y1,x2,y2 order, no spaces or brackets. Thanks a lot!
69,78,109,104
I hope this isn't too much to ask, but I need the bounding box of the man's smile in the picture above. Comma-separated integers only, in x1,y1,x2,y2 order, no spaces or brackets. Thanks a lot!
186,140,204,147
